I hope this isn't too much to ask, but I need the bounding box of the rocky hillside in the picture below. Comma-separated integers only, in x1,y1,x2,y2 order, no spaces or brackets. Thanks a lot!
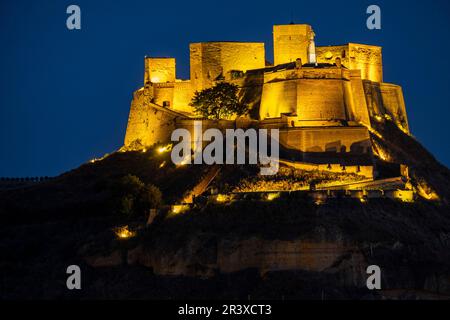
1,127,450,299
371,119,450,203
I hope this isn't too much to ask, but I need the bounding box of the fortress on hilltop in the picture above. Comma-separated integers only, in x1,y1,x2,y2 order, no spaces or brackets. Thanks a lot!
123,23,410,179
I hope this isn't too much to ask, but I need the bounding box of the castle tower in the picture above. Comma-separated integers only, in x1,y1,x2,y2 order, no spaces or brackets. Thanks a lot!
144,57,176,85
273,24,313,66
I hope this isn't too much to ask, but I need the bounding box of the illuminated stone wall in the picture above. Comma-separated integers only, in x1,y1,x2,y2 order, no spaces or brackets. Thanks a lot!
297,79,347,120
280,160,374,178
348,44,383,83
124,23,410,155
153,83,174,108
259,79,297,118
380,83,409,132
363,81,409,133
144,57,176,85
173,80,194,113
316,45,347,65
273,24,312,65
124,88,180,148
316,43,383,82
346,70,371,126
260,78,347,120
190,42,265,92
259,68,370,123
277,126,372,154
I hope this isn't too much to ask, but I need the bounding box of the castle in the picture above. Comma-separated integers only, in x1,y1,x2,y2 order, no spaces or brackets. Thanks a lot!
124,23,410,178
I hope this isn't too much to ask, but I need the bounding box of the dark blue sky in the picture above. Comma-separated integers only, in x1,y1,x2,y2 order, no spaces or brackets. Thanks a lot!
1,0,449,176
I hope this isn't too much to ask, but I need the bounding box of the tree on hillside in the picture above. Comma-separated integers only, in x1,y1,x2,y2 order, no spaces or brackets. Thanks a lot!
189,82,247,120
116,174,163,217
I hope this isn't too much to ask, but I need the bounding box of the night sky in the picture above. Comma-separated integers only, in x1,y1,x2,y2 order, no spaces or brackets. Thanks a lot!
1,0,449,177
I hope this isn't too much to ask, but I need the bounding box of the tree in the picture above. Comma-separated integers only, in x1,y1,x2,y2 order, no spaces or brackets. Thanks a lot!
116,174,163,217
120,194,135,216
141,184,163,210
189,82,247,120
119,174,145,196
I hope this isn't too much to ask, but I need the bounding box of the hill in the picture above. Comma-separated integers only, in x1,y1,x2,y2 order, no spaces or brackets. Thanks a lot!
1,120,450,299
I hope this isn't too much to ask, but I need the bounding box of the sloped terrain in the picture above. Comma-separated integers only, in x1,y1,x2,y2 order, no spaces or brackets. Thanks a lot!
1,127,450,299
371,119,450,203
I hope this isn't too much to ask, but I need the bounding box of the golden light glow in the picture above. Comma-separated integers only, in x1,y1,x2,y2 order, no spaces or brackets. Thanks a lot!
151,77,160,83
396,122,409,135
378,153,387,161
115,226,135,239
88,153,110,164
157,144,172,154
416,185,439,201
159,161,166,168
314,199,325,205
397,192,414,203
359,197,367,204
266,192,280,201
177,156,191,166
374,115,383,122
142,148,147,153
374,148,391,162
216,194,229,203
171,204,189,215
368,127,383,139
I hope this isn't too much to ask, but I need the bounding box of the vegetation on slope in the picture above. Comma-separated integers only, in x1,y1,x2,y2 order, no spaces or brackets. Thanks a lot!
370,119,450,203
0,146,210,224
1,121,450,299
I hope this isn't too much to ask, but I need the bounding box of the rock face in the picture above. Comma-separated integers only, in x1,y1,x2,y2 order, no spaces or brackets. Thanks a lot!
85,250,123,267
126,236,368,287
111,192,450,298
217,239,360,275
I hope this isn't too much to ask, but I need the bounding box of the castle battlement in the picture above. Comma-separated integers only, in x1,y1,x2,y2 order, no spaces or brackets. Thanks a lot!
124,23,410,170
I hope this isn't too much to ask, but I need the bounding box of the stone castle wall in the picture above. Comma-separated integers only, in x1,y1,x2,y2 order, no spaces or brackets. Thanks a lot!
297,79,347,120
379,83,409,132
363,81,409,132
144,57,176,85
124,88,181,148
152,82,174,107
259,79,297,118
123,23,409,163
259,68,370,125
346,70,371,126
275,126,372,154
189,42,265,92
273,24,312,65
316,43,383,82
173,80,194,113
